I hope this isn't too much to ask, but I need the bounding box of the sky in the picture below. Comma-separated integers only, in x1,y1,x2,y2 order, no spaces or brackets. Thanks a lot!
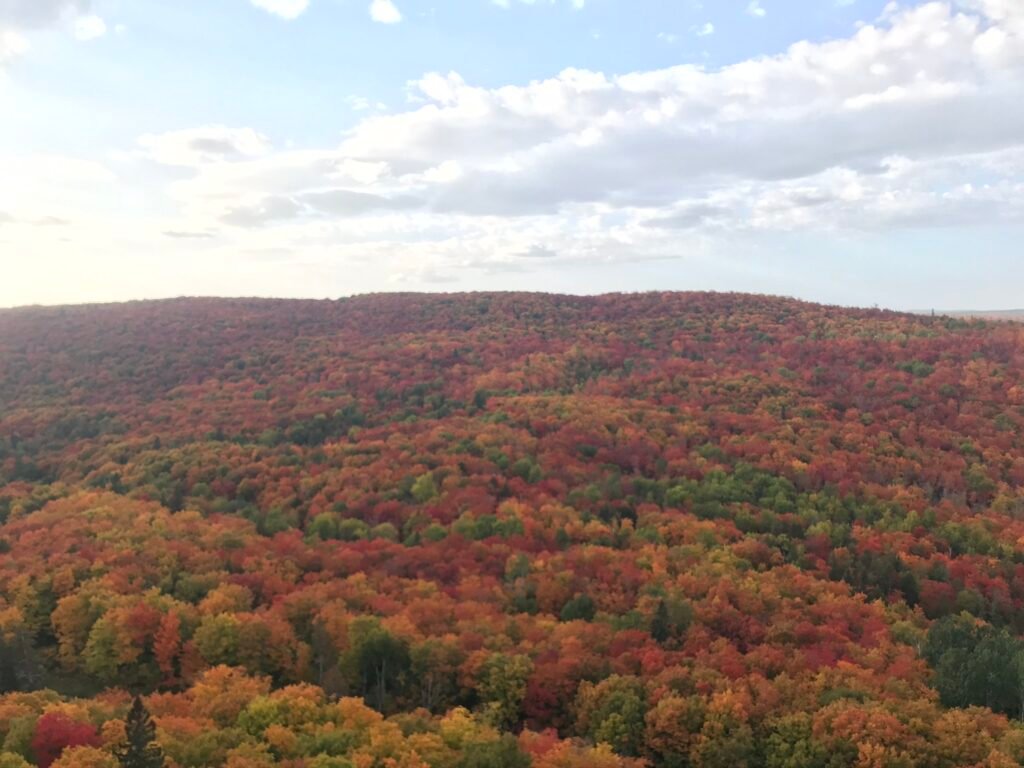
1,0,1023,310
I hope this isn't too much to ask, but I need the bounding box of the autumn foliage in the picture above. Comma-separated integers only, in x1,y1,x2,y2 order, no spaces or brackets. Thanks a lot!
30,714,100,768
1,292,1024,766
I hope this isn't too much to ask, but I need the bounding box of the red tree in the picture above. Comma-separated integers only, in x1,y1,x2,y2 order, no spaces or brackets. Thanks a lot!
31,713,100,768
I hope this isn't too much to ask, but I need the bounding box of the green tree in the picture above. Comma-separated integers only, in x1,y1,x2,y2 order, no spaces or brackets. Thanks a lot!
457,736,530,768
410,639,464,712
308,513,339,541
337,519,370,542
369,523,399,542
3,716,36,760
560,594,596,622
0,628,43,692
764,714,829,768
924,613,1024,715
477,653,533,730
575,675,647,756
115,697,165,768
340,618,411,712
193,614,241,667
411,473,439,504
83,617,134,685
691,709,757,768
651,600,671,643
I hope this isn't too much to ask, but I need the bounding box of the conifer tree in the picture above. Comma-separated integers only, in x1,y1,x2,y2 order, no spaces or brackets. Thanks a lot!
651,599,671,643
115,697,164,768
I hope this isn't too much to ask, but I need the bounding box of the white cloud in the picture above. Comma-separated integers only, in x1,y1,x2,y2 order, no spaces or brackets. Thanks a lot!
346,95,388,112
73,13,105,40
137,2,1024,241
139,126,272,167
0,26,28,60
0,0,92,66
249,0,309,20
369,0,402,24
493,0,585,9
8,0,1024,301
0,0,91,27
696,22,714,37
959,0,1024,35
747,1,767,18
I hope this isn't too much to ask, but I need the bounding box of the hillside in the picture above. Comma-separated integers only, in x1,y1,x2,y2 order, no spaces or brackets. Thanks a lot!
2,292,1024,768
915,310,1024,322
947,310,1024,321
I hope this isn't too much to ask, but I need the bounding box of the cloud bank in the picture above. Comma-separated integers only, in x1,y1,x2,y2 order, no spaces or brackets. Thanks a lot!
0,0,102,63
6,1,1024,296
139,5,1022,255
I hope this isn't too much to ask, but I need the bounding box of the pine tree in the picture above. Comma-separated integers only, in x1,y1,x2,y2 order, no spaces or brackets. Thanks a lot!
115,697,164,768
651,599,671,643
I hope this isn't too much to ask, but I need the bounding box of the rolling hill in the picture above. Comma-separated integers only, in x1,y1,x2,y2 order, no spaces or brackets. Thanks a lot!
2,292,1024,768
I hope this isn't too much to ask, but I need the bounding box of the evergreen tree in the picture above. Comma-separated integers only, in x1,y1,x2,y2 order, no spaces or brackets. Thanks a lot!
651,599,671,643
115,697,164,768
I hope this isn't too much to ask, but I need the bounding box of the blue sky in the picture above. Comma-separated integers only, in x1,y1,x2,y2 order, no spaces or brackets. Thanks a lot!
1,0,1023,309
4,1,889,152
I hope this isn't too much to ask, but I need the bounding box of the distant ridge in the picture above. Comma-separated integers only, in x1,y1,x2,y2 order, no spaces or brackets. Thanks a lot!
913,309,1024,320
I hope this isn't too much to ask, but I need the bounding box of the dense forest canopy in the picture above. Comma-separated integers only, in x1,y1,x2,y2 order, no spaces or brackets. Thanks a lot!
2,292,1024,768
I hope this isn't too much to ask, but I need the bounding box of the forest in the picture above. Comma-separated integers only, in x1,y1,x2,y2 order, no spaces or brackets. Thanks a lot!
1,291,1024,768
